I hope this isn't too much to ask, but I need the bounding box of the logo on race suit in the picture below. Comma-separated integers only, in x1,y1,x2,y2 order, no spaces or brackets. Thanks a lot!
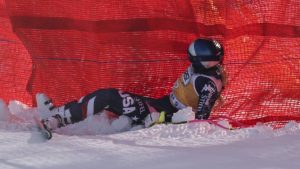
134,97,146,114
183,71,190,82
182,67,193,86
201,81,216,106
119,91,136,115
201,82,216,93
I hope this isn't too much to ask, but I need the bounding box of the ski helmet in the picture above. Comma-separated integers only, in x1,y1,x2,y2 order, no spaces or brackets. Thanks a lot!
187,38,224,70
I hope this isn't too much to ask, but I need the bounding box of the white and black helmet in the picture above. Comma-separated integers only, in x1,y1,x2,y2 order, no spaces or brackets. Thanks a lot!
188,38,224,70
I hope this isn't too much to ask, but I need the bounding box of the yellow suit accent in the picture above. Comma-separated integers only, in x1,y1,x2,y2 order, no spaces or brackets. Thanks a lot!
170,66,222,111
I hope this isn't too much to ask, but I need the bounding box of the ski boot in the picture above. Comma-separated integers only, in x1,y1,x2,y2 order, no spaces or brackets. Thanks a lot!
36,93,71,128
35,93,68,139
34,113,66,140
36,93,56,118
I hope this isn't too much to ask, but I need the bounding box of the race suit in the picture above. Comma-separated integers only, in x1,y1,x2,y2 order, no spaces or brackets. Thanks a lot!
54,65,223,125
169,65,223,119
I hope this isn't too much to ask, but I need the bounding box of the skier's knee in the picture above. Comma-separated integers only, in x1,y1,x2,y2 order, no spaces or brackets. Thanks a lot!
95,88,118,96
94,88,119,101
64,101,84,123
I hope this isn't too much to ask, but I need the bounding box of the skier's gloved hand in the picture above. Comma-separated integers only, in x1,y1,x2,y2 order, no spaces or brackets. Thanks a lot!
144,111,166,128
171,107,195,123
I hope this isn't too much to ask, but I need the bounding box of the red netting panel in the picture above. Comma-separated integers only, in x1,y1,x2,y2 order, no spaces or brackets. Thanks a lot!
2,0,300,127
0,0,32,104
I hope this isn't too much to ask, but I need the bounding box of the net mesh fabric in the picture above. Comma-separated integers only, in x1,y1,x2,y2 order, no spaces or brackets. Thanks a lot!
1,0,299,128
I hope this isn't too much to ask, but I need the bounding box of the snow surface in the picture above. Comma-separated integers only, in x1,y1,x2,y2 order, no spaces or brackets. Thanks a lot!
1,100,300,169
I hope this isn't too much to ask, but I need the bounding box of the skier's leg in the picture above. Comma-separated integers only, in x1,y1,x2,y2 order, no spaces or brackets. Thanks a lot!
65,88,122,123
38,88,153,130
40,88,125,130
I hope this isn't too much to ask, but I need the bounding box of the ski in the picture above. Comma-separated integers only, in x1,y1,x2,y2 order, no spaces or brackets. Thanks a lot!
33,116,52,140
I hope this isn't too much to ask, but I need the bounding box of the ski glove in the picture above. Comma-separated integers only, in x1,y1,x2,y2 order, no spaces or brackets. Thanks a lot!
144,111,166,127
171,107,195,124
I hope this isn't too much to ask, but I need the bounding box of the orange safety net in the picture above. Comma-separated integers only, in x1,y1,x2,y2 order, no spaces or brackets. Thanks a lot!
0,0,32,104
1,0,300,128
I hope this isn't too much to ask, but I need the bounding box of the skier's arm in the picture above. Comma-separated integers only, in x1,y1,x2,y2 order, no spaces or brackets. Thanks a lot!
195,76,219,120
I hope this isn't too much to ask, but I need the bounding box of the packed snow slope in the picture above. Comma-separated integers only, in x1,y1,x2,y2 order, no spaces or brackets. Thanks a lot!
0,100,300,169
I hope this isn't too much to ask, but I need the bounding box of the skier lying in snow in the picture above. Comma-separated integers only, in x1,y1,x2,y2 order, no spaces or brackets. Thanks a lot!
37,38,226,132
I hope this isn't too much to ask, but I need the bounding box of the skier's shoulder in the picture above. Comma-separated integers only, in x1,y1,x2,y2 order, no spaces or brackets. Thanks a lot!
193,68,222,94
193,75,217,95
